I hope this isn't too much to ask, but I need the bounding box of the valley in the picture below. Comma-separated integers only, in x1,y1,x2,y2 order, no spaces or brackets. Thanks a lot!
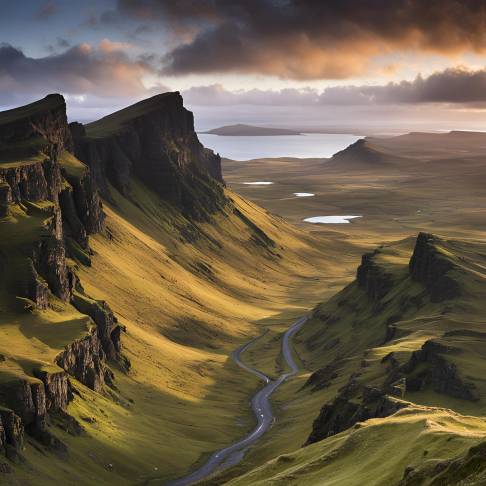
4,3,486,486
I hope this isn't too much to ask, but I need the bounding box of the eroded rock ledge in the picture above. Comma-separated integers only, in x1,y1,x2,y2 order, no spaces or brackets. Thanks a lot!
409,232,460,302
0,369,73,462
0,94,126,461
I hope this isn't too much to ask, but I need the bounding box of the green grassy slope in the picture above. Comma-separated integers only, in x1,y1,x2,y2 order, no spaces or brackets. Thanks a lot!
226,406,486,486
69,182,347,485
1,173,347,485
213,233,486,485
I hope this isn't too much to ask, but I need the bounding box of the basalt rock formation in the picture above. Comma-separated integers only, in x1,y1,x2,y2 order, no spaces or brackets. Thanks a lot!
409,232,460,302
0,369,74,461
357,249,395,302
0,91,227,468
305,232,479,449
70,92,225,220
398,340,478,401
306,384,408,445
0,94,124,459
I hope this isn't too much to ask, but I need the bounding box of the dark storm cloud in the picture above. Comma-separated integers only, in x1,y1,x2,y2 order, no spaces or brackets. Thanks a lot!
0,42,153,103
118,0,486,79
183,68,486,106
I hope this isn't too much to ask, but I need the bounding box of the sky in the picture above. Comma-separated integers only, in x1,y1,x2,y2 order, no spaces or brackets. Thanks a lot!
3,0,486,131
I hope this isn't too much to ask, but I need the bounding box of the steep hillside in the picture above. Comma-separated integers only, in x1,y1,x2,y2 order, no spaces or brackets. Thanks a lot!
0,94,125,472
327,138,410,170
0,94,339,485
70,92,223,220
220,232,486,485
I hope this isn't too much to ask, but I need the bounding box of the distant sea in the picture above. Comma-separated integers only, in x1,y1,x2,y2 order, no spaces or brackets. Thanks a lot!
198,133,363,160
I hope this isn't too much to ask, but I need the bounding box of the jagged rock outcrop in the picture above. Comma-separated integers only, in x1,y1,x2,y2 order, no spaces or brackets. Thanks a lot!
0,181,11,216
55,293,128,392
70,92,225,219
304,362,340,392
60,168,104,238
56,330,109,393
357,250,394,301
0,94,72,151
306,388,408,445
0,409,24,462
22,260,50,310
71,294,123,362
0,158,59,204
399,339,478,401
409,233,460,302
0,94,123,462
0,95,104,304
0,369,74,460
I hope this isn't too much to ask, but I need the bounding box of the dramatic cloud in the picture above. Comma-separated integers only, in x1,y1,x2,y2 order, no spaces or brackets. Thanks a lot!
118,0,486,80
183,67,486,107
0,41,153,103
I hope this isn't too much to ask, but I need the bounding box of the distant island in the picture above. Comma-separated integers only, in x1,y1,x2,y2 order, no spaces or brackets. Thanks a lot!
203,123,302,136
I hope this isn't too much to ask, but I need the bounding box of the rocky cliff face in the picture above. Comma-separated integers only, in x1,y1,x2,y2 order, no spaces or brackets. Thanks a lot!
409,232,460,302
70,92,225,219
398,340,478,401
0,95,124,459
0,91,224,467
306,384,408,445
0,94,72,152
357,250,394,302
0,369,73,461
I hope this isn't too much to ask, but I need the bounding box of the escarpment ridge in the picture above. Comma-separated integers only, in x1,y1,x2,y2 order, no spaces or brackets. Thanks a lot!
70,92,224,220
0,91,228,465
303,232,485,447
0,94,128,461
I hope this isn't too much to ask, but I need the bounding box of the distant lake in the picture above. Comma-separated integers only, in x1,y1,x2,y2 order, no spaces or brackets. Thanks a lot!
198,133,363,160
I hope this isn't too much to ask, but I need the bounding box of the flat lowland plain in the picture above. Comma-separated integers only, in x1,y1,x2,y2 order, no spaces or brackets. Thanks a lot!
223,131,486,244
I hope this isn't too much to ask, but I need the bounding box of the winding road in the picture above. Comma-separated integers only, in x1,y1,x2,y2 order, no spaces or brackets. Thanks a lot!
166,316,308,486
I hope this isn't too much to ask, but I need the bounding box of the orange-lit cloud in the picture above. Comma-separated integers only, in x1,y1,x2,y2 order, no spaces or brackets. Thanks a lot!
99,38,133,53
119,0,486,80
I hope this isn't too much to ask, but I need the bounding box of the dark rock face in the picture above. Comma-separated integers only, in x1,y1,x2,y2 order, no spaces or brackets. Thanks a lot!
0,182,11,216
0,410,24,462
306,389,407,445
55,294,128,392
0,158,56,204
62,168,105,236
0,369,74,460
400,339,478,401
304,362,340,392
0,94,73,152
71,295,123,362
409,233,460,302
23,260,50,310
0,94,123,459
56,331,107,393
70,92,225,219
0,96,104,304
357,250,394,301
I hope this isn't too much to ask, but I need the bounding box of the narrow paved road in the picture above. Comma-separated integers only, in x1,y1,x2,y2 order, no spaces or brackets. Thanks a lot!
165,316,308,486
